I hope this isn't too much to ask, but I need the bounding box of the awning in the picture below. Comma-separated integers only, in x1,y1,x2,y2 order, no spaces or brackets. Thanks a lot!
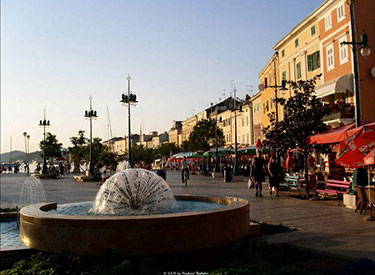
308,121,374,145
315,74,353,98
308,122,356,144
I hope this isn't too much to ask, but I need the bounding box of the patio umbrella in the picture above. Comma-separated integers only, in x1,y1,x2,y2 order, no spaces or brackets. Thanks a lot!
238,146,270,155
203,148,234,157
364,148,375,166
335,122,375,168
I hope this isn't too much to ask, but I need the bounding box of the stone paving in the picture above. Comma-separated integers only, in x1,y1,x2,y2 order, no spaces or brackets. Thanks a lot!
1,171,374,260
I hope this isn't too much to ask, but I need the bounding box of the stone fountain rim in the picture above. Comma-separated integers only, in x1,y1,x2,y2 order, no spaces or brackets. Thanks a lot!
20,195,249,223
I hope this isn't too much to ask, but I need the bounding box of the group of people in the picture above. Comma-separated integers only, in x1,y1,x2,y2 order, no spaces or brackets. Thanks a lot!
249,151,281,197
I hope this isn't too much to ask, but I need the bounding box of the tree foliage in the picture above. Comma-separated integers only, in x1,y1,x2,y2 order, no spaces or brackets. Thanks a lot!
68,130,87,166
39,132,63,160
155,142,180,158
188,119,225,152
263,75,332,195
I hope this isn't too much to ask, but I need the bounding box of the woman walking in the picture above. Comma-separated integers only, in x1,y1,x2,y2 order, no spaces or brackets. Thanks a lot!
251,151,267,197
268,155,281,197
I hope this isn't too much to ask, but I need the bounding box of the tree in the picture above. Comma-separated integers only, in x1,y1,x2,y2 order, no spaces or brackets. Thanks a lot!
39,132,63,161
263,75,332,197
131,145,155,167
68,131,87,172
188,119,224,152
156,143,180,158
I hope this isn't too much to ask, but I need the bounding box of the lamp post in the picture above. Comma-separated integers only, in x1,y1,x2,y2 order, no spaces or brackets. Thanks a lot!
232,87,242,176
120,74,138,168
39,109,50,175
23,132,29,174
258,59,288,161
84,96,98,177
341,0,371,127
27,135,30,173
211,103,221,173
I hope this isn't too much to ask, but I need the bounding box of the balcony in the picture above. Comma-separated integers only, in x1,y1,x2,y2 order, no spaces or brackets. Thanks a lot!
323,104,355,126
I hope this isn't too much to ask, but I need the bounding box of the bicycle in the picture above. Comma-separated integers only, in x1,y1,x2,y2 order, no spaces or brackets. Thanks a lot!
182,169,189,187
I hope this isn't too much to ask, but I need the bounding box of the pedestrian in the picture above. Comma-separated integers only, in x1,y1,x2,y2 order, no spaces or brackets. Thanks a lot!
251,151,267,197
268,155,281,196
180,156,189,183
59,162,65,177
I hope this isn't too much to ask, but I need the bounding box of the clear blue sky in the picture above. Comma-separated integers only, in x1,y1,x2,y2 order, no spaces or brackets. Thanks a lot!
1,0,323,153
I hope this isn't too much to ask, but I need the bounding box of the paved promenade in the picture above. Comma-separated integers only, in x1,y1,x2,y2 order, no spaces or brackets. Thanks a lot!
1,171,374,261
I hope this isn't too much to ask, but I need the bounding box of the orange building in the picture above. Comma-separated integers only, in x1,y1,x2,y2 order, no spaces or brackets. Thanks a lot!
316,0,375,126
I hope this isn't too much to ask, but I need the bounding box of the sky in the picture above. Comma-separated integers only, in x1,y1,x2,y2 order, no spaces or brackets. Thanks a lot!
1,0,324,153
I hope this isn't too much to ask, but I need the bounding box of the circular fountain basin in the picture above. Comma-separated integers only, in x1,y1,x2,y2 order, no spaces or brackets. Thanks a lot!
20,195,249,256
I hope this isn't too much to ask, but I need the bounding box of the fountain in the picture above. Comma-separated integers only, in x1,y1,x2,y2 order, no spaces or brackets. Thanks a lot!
20,169,250,255
19,178,47,207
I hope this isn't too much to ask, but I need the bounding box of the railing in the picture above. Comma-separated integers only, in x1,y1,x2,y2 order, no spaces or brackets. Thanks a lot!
324,105,354,121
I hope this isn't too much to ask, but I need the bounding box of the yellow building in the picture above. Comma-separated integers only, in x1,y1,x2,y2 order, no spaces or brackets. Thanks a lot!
181,115,198,144
258,53,283,128
217,109,232,147
250,92,262,144
238,101,252,146
273,6,322,97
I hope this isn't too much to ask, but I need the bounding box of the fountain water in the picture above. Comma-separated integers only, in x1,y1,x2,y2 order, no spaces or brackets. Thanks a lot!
92,169,176,215
18,178,46,207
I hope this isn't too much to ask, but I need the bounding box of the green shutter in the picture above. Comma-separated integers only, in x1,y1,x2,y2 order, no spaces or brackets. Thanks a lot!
307,55,313,71
316,51,320,68
282,71,286,81
297,62,301,79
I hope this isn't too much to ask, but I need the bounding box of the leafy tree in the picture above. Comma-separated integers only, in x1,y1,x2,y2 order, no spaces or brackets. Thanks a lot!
131,145,155,167
263,75,332,197
39,132,62,161
68,131,87,172
156,142,180,158
188,119,224,152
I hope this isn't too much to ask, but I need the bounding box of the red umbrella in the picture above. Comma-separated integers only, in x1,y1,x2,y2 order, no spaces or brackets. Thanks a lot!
335,123,375,168
364,148,375,166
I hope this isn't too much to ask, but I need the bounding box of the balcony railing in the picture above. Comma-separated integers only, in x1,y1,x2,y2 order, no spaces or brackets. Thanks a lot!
324,105,355,121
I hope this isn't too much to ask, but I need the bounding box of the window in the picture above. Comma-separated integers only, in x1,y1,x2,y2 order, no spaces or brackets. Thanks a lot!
339,36,348,64
307,51,320,71
326,44,335,70
246,116,249,126
282,71,287,81
269,73,272,86
246,133,249,144
242,118,244,127
295,38,299,48
281,49,285,57
270,96,274,110
311,25,316,36
242,135,245,144
337,4,345,22
296,62,301,79
325,13,332,31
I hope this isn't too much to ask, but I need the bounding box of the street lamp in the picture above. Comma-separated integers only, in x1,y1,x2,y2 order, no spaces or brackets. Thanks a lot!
39,109,50,174
232,87,243,176
27,135,30,173
341,0,372,127
210,103,223,173
84,96,98,177
23,132,29,174
120,74,138,168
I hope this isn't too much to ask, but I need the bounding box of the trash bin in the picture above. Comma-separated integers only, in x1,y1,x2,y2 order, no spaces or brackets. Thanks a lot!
224,166,232,182
156,169,167,181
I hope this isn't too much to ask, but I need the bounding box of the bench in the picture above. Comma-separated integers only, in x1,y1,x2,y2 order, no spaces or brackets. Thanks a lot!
316,180,351,205
280,175,301,194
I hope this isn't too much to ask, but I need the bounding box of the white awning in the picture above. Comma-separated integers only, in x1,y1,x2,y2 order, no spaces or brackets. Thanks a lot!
315,74,353,98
